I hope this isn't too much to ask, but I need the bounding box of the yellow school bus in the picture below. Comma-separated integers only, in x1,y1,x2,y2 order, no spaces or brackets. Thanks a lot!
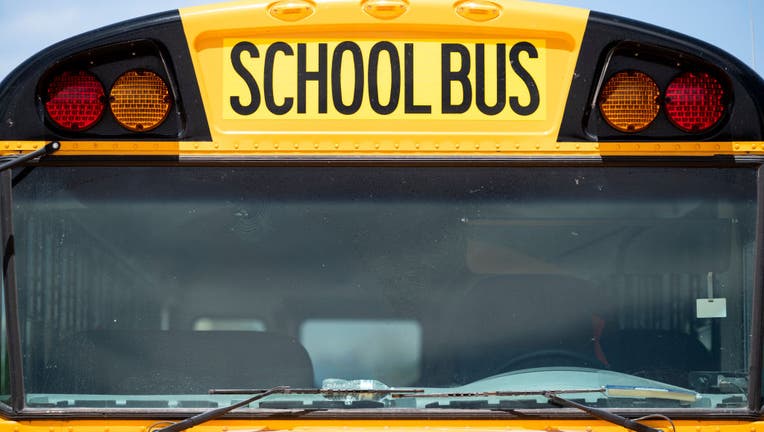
1,1,763,432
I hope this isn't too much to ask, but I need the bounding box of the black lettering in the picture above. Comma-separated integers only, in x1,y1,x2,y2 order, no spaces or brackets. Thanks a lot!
264,42,294,115
230,41,260,115
368,41,401,115
404,43,431,114
475,43,506,115
297,43,328,113
509,42,540,116
331,42,364,115
441,43,472,114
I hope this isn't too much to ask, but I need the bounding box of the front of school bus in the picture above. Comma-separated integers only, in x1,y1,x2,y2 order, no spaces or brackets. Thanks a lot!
1,0,764,432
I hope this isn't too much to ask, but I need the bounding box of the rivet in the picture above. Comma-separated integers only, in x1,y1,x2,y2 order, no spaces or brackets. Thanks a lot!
274,143,279,149
475,144,480,149
455,144,460,149
234,143,239,149
294,144,300,149
515,144,520,150
314,143,319,149
735,144,740,150
375,143,380,149
395,143,399,149
355,144,360,149
576,144,580,149
415,144,420,149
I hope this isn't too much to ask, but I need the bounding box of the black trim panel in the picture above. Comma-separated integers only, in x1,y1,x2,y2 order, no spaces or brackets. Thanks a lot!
0,11,211,142
558,12,764,142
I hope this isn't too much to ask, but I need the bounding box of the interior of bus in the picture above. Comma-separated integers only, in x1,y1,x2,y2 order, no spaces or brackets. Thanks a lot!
7,165,756,409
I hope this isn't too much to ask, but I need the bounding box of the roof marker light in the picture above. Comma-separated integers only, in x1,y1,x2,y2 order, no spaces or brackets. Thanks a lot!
599,70,660,133
455,0,502,22
362,0,408,20
268,0,315,22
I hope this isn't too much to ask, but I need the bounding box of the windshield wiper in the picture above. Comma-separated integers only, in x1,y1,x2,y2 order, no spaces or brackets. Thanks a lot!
155,386,288,432
545,392,662,432
391,389,662,432
154,386,426,432
0,141,59,172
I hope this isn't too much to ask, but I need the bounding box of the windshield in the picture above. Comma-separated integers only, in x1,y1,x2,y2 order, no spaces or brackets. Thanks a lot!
9,166,757,411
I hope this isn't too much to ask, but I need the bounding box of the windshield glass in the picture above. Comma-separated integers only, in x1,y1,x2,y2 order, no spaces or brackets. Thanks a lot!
10,166,757,410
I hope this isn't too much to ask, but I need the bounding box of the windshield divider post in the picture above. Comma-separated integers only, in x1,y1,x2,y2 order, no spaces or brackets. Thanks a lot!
0,169,25,412
748,164,764,413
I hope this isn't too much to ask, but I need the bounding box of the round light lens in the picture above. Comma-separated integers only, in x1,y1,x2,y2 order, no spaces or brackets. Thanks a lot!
109,70,172,132
665,72,725,132
45,70,105,130
599,70,660,133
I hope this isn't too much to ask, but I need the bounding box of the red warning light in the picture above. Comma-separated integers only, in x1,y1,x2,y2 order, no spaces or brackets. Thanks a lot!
665,72,725,133
45,70,105,131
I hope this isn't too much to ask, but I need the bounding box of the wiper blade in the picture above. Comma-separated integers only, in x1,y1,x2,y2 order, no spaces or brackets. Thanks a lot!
210,387,424,395
391,388,604,398
155,386,426,432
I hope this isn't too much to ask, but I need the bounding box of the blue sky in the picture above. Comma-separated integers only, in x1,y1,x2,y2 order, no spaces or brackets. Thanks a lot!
0,0,762,82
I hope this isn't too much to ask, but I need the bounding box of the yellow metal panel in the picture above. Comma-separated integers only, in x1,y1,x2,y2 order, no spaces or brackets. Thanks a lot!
178,0,589,156
1,419,764,432
3,140,764,157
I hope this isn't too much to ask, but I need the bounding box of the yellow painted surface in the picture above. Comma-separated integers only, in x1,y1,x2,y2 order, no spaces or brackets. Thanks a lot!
176,0,589,156
1,420,764,432
3,140,764,157
1,0,762,157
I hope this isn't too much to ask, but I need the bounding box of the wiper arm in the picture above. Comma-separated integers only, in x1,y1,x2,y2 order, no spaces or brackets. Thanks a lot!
0,142,59,172
391,389,662,432
545,392,662,432
155,386,288,432
154,386,426,432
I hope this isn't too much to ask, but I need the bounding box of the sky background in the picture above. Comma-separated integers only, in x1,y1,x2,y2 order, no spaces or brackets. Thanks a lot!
0,0,762,82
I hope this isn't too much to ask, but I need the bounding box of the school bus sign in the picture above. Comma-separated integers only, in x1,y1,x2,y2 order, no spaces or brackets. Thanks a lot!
223,40,546,120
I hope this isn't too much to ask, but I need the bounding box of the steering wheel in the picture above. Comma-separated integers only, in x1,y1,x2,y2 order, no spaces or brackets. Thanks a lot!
491,349,602,375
